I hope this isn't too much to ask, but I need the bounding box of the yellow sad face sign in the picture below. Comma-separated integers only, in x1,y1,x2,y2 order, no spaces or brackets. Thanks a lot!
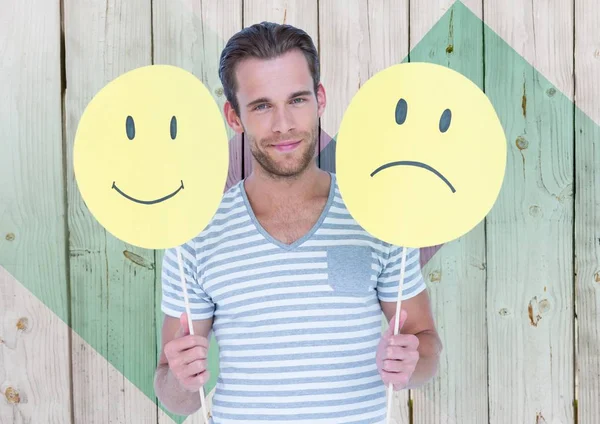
74,65,229,249
336,62,506,248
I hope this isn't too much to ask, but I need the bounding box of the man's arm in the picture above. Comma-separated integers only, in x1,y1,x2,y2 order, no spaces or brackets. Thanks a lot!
154,314,214,415
380,290,443,389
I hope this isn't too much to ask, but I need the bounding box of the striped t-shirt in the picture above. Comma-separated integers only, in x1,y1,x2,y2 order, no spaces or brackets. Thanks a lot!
161,172,427,423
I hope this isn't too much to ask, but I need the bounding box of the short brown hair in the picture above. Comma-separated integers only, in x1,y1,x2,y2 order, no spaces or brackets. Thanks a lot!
218,21,320,116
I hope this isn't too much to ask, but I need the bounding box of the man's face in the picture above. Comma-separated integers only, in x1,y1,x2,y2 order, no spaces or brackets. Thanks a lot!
230,49,325,178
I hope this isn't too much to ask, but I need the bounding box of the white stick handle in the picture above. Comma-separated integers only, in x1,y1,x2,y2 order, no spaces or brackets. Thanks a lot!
386,246,408,424
176,246,210,423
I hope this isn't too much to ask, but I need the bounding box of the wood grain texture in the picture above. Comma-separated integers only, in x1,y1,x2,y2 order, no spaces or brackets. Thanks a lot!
0,267,72,424
408,3,487,424
410,0,481,48
574,0,600,421
318,0,367,145
243,0,318,41
70,327,163,424
2,266,166,424
484,1,575,423
0,0,68,324
456,0,483,19
0,1,71,422
242,0,318,178
479,0,600,133
63,0,156,422
482,0,574,103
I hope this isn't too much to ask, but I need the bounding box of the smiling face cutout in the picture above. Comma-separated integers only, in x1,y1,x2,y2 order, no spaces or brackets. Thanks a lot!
336,62,506,248
74,65,229,249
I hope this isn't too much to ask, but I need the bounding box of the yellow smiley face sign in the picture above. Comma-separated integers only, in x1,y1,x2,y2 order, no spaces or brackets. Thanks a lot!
74,65,229,249
336,62,506,248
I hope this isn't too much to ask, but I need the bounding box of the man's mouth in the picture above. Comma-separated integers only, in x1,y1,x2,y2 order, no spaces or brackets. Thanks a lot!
112,180,185,204
370,161,456,193
271,139,302,152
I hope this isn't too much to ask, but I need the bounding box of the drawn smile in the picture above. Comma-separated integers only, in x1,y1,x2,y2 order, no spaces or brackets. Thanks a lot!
111,180,185,205
370,161,456,193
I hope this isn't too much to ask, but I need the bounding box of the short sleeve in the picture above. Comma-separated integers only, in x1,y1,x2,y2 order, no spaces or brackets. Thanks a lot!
160,243,215,320
376,245,427,302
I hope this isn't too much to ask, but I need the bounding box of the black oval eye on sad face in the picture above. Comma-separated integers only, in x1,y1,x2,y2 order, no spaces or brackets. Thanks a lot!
395,98,408,125
170,116,177,140
126,115,135,140
439,108,452,133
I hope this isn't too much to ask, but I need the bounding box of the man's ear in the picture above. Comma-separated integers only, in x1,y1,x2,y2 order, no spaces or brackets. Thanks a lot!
316,83,327,118
224,101,244,134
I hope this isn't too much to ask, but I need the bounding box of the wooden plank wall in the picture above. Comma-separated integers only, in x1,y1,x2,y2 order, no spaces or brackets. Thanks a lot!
574,1,600,423
0,0,72,423
1,1,599,423
484,2,575,424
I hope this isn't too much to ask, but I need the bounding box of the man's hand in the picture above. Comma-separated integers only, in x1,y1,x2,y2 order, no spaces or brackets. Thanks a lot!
376,309,420,390
163,312,210,392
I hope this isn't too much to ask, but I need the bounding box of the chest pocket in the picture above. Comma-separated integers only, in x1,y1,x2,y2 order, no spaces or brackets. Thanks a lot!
326,245,374,296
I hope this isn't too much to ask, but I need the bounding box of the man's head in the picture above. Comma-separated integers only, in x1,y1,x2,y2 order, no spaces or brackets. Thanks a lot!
219,22,326,179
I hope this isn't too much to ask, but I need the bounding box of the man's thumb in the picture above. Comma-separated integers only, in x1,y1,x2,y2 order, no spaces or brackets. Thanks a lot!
175,312,190,338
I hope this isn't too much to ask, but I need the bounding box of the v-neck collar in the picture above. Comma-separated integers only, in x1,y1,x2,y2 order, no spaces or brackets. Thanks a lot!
239,172,336,251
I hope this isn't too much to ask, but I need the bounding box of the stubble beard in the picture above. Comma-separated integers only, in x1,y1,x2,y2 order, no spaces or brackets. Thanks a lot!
247,124,319,180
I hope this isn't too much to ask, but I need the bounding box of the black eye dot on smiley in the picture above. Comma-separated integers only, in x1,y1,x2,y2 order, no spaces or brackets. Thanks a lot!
395,98,408,125
126,115,135,140
170,116,177,140
439,108,452,133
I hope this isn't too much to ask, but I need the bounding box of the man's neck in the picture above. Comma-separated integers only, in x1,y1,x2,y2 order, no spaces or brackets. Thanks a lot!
244,163,330,214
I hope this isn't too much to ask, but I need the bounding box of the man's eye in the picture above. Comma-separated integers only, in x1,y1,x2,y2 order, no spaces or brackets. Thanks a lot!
254,104,268,111
292,98,305,104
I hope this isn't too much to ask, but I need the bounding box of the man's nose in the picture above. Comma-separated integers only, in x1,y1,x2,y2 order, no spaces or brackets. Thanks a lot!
271,106,295,134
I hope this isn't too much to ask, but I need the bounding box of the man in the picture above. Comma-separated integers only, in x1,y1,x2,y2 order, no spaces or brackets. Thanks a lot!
154,21,442,423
